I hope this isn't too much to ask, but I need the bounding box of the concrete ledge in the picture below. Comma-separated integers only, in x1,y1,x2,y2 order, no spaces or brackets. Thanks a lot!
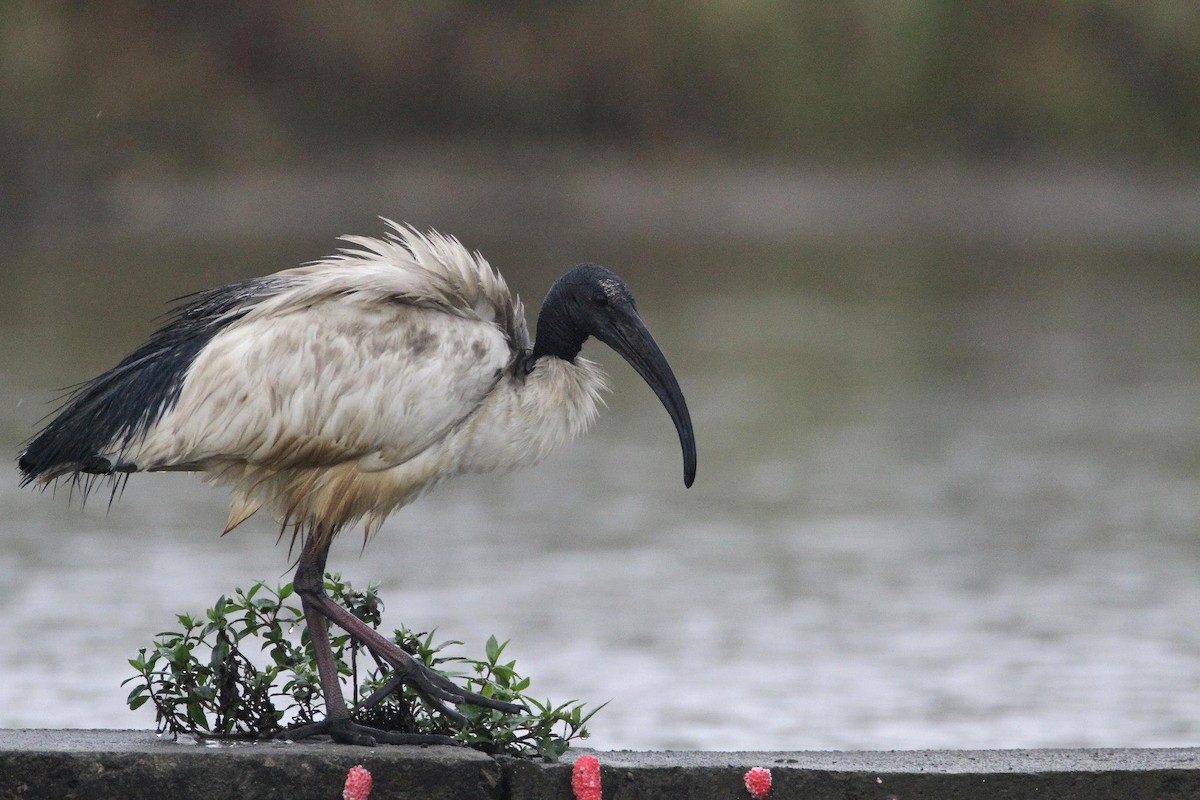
4,731,1200,800
0,730,500,800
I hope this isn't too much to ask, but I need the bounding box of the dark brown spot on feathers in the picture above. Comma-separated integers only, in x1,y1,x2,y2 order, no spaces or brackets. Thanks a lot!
407,328,437,356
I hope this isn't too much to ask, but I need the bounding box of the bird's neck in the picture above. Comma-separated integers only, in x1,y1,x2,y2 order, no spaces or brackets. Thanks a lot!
528,303,586,369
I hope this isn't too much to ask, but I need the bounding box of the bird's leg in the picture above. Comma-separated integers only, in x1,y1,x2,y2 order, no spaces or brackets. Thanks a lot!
278,529,522,745
298,580,525,721
277,530,459,746
301,566,525,719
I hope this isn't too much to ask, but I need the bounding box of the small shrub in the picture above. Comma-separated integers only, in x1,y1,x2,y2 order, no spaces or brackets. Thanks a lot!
124,574,601,759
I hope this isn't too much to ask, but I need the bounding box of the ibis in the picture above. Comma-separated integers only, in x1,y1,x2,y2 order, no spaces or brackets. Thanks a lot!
18,222,696,746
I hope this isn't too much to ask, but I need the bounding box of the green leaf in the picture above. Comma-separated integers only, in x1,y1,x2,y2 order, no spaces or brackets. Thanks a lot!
187,700,208,730
210,639,230,668
536,737,569,762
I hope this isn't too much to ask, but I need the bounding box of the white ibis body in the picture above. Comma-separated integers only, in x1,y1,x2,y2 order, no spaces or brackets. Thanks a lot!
18,222,696,746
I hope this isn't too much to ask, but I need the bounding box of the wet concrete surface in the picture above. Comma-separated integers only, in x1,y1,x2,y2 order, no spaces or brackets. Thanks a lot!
4,730,1200,799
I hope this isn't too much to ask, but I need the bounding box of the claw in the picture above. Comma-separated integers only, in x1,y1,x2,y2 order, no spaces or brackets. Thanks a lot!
370,657,526,722
352,650,526,727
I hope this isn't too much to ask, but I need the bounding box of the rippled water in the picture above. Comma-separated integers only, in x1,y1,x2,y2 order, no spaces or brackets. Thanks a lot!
3,227,1199,750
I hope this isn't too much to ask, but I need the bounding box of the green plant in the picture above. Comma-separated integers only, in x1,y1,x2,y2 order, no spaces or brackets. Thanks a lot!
124,575,601,759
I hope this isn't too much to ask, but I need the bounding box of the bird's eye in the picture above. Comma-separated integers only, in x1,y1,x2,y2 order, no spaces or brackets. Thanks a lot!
593,290,609,307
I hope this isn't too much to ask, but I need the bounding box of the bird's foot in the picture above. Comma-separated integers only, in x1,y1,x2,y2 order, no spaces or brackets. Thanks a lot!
363,655,527,725
277,717,459,747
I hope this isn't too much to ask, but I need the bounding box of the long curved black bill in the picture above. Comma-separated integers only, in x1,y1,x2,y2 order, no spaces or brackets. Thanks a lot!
598,312,697,487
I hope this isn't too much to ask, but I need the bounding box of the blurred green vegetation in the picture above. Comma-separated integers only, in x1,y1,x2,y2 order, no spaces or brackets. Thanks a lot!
1,0,1198,178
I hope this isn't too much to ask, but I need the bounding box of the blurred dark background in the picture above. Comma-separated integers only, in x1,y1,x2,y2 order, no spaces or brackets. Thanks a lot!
3,1,1200,228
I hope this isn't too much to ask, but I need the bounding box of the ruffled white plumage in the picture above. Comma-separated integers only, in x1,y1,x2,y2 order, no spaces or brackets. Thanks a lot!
107,222,605,541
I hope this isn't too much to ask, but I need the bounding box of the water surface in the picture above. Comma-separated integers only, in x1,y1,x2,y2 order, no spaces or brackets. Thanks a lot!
3,226,1199,750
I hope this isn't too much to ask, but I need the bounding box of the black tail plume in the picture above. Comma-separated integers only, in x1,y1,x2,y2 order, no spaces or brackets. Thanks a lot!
18,277,287,488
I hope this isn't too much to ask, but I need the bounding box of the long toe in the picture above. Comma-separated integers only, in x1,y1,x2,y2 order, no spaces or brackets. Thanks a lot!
278,717,458,747
278,719,375,746
402,659,527,716
354,723,460,747
454,685,526,716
